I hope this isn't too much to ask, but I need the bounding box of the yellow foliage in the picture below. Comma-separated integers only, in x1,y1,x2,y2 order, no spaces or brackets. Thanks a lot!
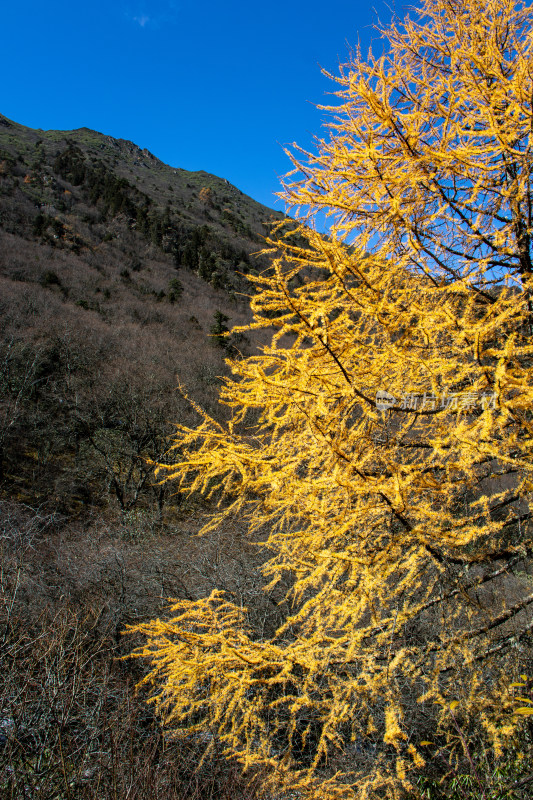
127,0,533,796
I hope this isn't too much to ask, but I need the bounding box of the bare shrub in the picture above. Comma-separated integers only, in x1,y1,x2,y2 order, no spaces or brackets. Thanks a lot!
0,503,268,800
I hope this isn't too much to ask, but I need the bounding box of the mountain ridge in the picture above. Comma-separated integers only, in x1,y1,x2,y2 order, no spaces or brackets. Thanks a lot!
0,111,283,236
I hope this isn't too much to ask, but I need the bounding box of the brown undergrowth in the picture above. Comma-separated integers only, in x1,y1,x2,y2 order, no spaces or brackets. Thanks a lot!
0,499,275,799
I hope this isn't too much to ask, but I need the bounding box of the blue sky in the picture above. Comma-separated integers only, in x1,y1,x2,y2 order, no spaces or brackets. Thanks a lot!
2,0,399,211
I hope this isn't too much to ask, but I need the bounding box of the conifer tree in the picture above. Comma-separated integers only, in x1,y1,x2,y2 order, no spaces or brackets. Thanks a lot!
128,1,533,796
210,310,230,347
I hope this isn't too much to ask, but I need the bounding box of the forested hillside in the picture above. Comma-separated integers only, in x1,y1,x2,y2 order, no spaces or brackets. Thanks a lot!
0,112,284,514
0,114,283,799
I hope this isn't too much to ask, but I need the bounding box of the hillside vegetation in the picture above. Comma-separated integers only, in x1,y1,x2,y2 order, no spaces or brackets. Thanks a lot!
0,114,283,799
0,112,286,514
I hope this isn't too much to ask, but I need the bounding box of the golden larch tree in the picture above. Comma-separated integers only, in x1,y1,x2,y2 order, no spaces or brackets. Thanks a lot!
128,0,533,796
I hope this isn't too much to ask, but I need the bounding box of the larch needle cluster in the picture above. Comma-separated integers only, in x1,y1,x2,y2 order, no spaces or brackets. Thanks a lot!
127,0,533,796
